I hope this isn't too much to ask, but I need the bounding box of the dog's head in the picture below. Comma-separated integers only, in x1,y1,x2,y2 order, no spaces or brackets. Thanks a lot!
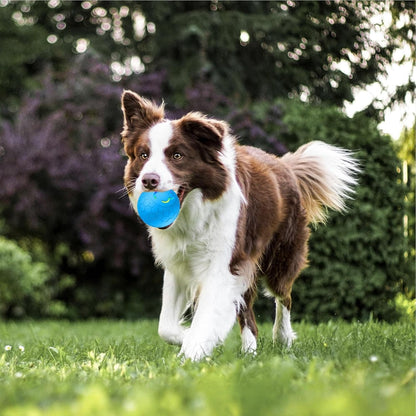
121,91,231,216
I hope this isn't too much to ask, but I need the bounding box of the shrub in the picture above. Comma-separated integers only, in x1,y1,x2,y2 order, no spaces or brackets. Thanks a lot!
277,101,407,322
0,236,65,318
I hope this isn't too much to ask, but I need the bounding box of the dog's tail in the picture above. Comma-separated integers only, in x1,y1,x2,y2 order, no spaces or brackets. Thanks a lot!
282,141,360,224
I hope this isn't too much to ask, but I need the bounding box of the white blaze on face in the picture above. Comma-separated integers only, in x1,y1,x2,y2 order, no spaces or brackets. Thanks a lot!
140,121,175,186
130,121,176,212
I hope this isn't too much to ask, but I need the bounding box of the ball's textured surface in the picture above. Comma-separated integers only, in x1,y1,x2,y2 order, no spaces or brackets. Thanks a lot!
137,190,180,228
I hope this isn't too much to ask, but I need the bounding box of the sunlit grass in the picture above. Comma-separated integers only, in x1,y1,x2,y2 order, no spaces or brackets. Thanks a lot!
0,320,414,415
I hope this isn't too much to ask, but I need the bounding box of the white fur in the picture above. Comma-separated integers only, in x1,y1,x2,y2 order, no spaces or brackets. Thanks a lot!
158,270,187,345
273,299,297,347
136,129,247,361
219,134,247,205
130,121,176,210
299,141,359,212
241,326,257,355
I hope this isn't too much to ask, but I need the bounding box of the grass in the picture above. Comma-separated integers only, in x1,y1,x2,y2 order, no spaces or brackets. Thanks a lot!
0,320,414,416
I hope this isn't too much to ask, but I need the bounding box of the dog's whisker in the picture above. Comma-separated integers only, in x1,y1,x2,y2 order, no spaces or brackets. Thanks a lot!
116,181,136,199
117,190,130,199
116,187,128,195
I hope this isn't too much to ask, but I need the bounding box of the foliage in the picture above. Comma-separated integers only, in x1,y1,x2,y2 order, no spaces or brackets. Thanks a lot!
0,4,52,116
388,1,416,112
394,293,416,323
1,1,415,117
0,1,132,117
140,1,393,106
0,320,414,415
395,124,415,294
0,236,65,317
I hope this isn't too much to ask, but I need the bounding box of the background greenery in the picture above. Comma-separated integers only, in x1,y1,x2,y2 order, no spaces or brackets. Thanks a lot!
0,1,414,321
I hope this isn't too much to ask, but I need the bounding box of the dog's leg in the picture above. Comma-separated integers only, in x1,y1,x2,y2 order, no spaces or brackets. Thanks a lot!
273,297,296,347
179,273,239,361
158,270,187,345
263,211,309,348
237,288,258,354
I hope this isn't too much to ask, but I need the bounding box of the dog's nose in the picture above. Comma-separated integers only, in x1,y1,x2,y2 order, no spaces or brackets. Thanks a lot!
142,173,160,190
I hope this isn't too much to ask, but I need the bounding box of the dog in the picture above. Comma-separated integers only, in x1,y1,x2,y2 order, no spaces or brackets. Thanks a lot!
121,90,359,361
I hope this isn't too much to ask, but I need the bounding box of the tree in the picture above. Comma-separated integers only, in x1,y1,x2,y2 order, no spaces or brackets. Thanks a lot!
388,1,416,112
139,1,392,106
1,1,414,115
0,4,51,115
0,1,137,117
396,124,415,295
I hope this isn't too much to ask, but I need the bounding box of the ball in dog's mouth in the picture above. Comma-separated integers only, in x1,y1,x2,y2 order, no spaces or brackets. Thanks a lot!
137,190,180,229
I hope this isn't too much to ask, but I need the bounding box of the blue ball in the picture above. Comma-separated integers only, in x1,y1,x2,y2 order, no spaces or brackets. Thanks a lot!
137,190,180,228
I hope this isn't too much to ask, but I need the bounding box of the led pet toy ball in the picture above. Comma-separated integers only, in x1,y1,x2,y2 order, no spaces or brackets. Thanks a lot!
137,190,180,228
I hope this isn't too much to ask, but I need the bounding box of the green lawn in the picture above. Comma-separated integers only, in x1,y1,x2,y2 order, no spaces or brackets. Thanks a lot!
0,320,414,416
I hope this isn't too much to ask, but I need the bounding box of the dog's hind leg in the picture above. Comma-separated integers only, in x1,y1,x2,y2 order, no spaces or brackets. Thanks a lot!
273,296,297,347
237,287,258,354
267,249,306,348
263,211,310,348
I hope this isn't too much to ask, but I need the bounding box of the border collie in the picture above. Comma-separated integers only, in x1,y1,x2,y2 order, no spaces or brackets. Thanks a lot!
121,91,359,361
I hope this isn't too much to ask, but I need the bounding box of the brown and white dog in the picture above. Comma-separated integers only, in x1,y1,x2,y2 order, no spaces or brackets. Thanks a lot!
121,91,359,361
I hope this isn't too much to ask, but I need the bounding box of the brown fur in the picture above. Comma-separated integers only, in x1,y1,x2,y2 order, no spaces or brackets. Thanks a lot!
231,146,310,337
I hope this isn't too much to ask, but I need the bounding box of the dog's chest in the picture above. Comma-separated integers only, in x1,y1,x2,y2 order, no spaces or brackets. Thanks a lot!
149,190,241,281
152,233,212,279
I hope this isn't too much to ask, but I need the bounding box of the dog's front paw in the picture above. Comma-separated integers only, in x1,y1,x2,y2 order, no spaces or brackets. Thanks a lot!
158,325,186,345
179,334,214,362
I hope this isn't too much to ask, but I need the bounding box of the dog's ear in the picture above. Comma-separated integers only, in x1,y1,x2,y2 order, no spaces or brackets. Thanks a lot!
179,112,228,150
121,90,164,133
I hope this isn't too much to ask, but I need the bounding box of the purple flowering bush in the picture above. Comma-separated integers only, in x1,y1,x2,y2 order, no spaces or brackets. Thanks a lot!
0,55,148,317
0,54,286,318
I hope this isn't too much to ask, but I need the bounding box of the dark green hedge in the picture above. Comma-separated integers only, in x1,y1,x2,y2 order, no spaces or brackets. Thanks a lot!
270,101,407,322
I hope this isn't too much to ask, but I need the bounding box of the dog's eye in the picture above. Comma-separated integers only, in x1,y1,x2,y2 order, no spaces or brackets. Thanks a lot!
140,153,149,160
172,153,183,160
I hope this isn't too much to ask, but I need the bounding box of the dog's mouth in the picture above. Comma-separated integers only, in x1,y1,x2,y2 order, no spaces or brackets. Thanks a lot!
157,185,188,230
177,185,188,206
